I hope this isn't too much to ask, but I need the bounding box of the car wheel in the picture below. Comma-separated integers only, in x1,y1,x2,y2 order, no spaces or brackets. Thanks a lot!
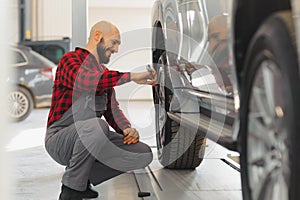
153,51,206,169
8,86,34,121
240,11,300,200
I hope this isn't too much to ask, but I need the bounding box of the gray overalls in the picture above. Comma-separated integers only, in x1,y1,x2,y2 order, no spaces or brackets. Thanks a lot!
45,92,153,191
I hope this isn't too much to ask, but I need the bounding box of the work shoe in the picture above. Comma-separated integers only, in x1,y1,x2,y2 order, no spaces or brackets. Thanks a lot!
82,183,99,199
59,185,83,200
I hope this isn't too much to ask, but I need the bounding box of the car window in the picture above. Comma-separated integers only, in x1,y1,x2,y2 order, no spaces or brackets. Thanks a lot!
29,50,56,67
13,50,27,65
41,45,65,64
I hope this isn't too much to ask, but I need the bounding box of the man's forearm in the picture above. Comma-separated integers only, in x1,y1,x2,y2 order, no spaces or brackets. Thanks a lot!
130,71,151,82
130,70,157,85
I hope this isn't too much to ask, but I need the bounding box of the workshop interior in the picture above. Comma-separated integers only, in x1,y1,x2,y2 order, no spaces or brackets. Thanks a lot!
1,0,300,200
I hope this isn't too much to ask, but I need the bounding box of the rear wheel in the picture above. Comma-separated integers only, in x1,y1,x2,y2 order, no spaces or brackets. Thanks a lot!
153,51,206,169
8,86,34,122
240,11,300,200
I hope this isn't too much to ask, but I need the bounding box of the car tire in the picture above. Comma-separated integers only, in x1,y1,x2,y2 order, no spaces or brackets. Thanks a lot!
240,11,300,200
153,51,206,169
8,86,34,122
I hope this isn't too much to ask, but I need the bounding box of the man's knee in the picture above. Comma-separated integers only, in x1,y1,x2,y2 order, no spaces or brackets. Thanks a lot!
136,142,153,167
143,151,153,167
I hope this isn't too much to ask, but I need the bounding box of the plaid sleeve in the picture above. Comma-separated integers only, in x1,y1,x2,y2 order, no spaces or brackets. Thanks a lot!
60,53,131,92
104,89,131,134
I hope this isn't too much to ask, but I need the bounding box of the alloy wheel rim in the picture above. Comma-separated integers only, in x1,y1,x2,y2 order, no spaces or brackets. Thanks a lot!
247,59,290,200
8,91,29,119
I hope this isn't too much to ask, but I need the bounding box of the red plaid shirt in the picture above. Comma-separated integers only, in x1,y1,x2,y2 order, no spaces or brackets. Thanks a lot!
47,47,131,133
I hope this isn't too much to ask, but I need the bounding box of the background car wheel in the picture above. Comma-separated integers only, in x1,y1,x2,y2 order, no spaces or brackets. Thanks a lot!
8,86,34,122
153,51,206,169
240,11,300,200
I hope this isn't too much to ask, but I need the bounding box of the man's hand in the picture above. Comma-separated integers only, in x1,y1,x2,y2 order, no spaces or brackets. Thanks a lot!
130,67,157,86
123,128,140,144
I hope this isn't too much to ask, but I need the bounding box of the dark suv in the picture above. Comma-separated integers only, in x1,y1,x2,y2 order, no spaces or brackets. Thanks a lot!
8,45,56,121
151,0,300,199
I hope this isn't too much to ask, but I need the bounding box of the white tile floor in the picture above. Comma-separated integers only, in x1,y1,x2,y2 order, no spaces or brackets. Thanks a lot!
7,101,242,200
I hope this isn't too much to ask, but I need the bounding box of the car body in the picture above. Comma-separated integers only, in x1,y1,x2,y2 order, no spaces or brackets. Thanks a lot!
8,45,56,121
151,0,300,199
20,37,71,64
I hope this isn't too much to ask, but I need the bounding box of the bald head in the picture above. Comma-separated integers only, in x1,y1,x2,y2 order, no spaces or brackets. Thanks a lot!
89,21,119,41
86,21,121,64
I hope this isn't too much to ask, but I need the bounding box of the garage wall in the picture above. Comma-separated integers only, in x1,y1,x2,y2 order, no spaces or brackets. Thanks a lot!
10,0,72,42
33,0,72,40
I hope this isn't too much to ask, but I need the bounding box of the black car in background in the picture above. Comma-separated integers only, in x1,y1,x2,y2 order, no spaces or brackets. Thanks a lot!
8,45,56,121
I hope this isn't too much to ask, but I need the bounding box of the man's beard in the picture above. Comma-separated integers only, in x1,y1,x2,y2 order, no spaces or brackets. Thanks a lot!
96,39,110,64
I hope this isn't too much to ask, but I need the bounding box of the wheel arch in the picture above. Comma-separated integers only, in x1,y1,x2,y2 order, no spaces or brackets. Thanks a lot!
234,0,291,85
